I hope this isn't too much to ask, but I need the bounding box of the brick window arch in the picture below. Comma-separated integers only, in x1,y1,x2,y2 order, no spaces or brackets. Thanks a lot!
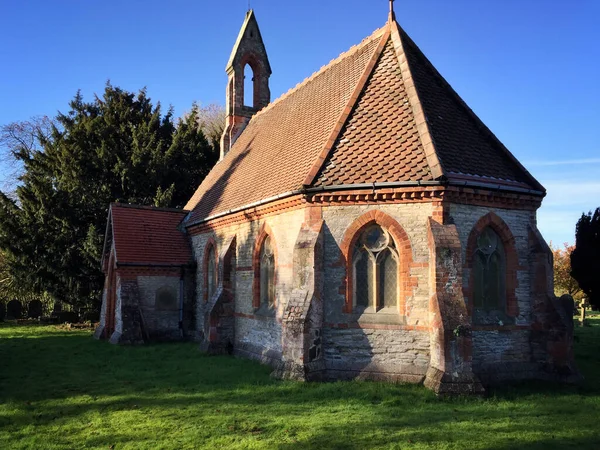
465,212,519,323
340,210,414,314
203,239,218,303
253,223,277,309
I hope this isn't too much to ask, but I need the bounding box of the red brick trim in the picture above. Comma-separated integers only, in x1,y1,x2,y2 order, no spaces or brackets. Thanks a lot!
203,238,218,303
116,266,182,280
464,212,519,317
252,222,278,309
186,195,305,235
339,210,415,314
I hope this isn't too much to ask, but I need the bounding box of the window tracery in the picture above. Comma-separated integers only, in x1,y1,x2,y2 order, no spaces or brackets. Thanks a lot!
352,225,399,311
473,227,506,312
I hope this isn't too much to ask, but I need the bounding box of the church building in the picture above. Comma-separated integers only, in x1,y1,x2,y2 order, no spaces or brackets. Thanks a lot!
95,5,578,394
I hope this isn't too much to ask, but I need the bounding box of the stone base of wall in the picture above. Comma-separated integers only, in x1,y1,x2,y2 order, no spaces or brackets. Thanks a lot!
475,361,581,385
234,341,283,368
424,367,485,396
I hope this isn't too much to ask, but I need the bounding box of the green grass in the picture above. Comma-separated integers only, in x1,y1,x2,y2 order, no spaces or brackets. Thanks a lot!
1,318,599,450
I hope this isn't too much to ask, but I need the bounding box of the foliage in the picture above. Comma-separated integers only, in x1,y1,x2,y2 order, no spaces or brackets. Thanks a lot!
0,84,218,309
0,321,599,449
0,115,56,196
551,242,583,302
194,103,225,154
571,208,600,310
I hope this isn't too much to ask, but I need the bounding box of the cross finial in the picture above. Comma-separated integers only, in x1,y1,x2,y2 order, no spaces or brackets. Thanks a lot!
389,0,396,22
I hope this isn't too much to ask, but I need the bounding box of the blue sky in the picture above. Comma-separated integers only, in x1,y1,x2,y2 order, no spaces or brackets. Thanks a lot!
1,0,598,245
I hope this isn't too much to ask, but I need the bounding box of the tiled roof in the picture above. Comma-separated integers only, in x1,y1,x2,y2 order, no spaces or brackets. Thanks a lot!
185,18,543,224
109,203,192,265
314,38,433,186
184,27,386,222
398,29,541,188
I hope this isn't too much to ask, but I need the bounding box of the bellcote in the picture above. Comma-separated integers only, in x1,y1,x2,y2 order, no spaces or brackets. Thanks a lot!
220,10,272,159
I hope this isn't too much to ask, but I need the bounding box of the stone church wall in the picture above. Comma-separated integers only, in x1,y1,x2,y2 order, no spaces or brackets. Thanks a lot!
448,204,539,379
320,203,434,381
137,275,181,340
191,207,306,365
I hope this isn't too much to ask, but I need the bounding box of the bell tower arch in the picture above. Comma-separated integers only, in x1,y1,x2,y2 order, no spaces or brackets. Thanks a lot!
220,10,272,159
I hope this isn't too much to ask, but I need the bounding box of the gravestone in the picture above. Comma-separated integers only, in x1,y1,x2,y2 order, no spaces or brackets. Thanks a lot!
28,299,43,318
7,300,22,320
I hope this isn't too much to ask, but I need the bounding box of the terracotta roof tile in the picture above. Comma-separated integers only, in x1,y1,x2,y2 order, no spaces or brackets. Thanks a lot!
110,204,192,265
184,20,543,224
314,38,432,187
398,29,542,189
185,27,386,222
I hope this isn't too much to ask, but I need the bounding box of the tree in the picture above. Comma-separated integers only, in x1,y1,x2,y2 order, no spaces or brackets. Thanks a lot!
0,116,57,197
0,83,217,310
190,103,224,157
551,242,583,302
571,208,600,310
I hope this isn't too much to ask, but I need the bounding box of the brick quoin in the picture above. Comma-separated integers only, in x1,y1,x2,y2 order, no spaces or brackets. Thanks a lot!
463,211,520,317
339,209,415,315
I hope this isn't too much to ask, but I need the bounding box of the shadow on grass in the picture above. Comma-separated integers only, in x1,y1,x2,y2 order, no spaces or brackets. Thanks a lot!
1,323,599,449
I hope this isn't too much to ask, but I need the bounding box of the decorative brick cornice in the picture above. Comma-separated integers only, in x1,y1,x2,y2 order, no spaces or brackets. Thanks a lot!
187,195,305,236
187,185,541,237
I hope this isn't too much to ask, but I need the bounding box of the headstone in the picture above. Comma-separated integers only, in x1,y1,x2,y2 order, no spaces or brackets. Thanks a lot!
7,300,22,320
59,311,79,324
52,301,63,315
28,299,43,318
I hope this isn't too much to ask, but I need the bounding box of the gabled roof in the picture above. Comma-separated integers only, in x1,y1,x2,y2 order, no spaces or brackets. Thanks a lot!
185,17,543,225
226,10,271,75
105,203,192,266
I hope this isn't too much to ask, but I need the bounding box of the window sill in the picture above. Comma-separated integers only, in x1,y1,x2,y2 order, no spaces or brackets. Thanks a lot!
473,308,515,326
351,307,406,326
254,304,276,317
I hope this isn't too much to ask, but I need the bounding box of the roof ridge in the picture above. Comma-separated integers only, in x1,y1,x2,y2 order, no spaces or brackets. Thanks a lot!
247,25,387,124
390,20,443,180
111,202,189,214
303,26,392,187
397,26,544,191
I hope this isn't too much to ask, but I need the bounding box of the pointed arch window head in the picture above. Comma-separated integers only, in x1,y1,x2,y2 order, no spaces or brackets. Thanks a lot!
353,225,399,312
473,227,506,312
259,235,275,308
244,63,255,108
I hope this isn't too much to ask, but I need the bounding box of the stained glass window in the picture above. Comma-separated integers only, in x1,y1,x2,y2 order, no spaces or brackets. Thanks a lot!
353,225,399,311
260,236,275,308
473,227,505,311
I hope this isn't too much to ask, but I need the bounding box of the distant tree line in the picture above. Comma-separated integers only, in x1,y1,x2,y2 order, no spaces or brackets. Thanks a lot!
571,208,600,310
0,83,222,311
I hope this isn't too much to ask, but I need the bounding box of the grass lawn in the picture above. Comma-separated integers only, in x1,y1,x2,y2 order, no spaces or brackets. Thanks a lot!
1,318,599,449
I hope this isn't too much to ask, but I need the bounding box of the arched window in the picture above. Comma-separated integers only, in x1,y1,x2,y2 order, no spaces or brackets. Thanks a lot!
244,63,254,107
352,225,399,311
259,235,275,308
473,227,506,311
205,243,218,303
